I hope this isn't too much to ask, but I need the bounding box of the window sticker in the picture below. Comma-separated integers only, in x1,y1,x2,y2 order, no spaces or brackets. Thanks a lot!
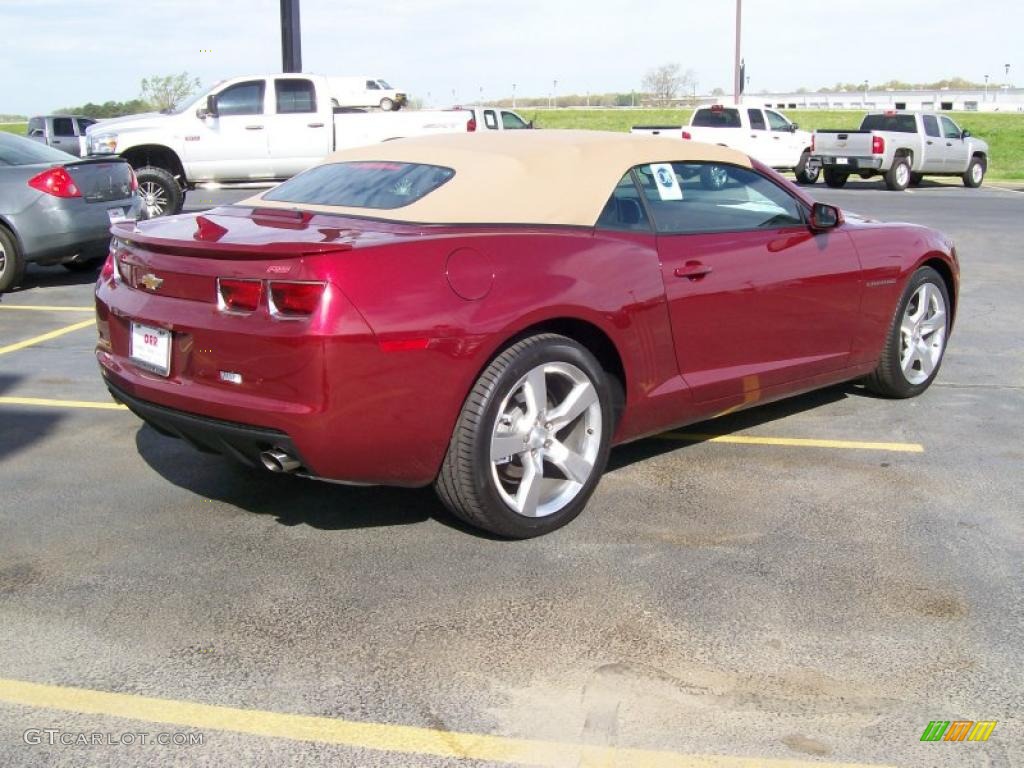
650,163,683,201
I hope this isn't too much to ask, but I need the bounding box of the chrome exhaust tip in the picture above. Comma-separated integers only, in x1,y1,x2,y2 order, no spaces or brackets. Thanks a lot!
260,449,301,473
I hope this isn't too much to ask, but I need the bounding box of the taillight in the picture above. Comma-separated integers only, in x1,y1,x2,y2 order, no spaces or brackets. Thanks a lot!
28,166,81,198
269,281,325,318
217,278,263,313
872,135,885,155
466,116,476,132
100,252,115,282
681,130,692,140
129,166,138,192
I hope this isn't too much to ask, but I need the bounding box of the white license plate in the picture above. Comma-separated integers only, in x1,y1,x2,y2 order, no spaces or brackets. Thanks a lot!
834,157,849,165
107,207,128,223
130,322,171,376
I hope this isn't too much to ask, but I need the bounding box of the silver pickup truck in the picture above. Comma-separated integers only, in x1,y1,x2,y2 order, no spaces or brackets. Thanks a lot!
812,111,988,190
27,115,97,157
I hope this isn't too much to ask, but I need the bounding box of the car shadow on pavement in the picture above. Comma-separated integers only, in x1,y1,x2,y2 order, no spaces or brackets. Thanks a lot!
133,425,497,538
0,374,67,464
12,263,102,292
135,383,863,538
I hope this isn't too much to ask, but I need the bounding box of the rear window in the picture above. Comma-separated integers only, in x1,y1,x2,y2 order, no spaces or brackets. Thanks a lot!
860,114,918,133
692,108,741,128
262,161,455,209
0,132,71,166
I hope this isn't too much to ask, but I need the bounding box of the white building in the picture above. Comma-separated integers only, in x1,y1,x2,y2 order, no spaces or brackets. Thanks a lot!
720,88,1024,113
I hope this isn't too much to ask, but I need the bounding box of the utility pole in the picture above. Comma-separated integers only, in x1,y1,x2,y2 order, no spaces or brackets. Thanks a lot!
280,0,302,73
512,83,517,109
984,74,990,101
553,79,558,109
733,0,742,105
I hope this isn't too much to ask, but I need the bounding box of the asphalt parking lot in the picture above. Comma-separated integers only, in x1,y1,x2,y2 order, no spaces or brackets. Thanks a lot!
1,182,1021,767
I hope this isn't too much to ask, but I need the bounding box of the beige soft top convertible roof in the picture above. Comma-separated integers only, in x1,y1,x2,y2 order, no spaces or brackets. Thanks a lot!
243,129,751,227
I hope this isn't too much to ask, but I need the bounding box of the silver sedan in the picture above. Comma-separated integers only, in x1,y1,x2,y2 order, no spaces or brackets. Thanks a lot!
0,131,140,293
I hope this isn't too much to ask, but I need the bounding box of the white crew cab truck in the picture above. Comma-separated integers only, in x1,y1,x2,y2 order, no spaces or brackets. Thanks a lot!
632,105,819,184
85,74,531,217
812,111,989,191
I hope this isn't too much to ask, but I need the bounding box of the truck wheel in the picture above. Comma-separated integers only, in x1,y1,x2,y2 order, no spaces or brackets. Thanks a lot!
136,166,183,218
884,157,911,191
0,226,27,294
435,333,613,539
823,169,848,188
909,173,923,187
962,156,985,188
379,98,395,111
794,152,820,185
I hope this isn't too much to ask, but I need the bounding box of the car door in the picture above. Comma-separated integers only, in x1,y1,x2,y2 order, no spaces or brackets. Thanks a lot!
48,117,78,155
267,78,330,178
765,109,801,168
919,115,946,172
746,108,769,162
636,161,863,405
183,80,271,182
940,116,969,172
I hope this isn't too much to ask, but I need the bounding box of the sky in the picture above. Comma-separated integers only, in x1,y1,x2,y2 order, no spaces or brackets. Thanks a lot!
1,0,1020,115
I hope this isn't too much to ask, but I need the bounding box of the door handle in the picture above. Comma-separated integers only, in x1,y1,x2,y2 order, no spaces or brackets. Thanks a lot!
946,142,953,146
307,122,325,128
926,140,934,145
245,125,264,131
674,262,713,279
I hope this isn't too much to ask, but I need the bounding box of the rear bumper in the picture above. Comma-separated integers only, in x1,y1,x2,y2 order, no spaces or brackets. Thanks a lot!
12,195,141,265
107,380,308,472
814,155,884,172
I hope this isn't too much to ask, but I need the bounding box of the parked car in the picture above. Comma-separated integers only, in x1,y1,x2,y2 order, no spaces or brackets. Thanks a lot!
327,76,407,111
811,111,989,190
632,104,819,184
0,132,139,293
84,73,531,218
95,131,957,538
27,115,97,157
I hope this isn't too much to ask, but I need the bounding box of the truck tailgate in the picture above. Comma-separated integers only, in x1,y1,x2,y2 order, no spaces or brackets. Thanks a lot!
814,130,873,156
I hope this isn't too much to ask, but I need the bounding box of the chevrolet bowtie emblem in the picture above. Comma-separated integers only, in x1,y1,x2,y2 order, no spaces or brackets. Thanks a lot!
140,273,164,291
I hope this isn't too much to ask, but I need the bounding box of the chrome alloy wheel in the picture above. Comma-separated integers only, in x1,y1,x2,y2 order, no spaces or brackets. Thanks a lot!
896,162,910,188
139,181,169,218
489,362,602,518
899,282,947,385
972,162,984,184
0,239,6,276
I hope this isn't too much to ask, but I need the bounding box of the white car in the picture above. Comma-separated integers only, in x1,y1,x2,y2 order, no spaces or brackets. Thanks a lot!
85,74,530,217
328,76,407,111
632,105,819,185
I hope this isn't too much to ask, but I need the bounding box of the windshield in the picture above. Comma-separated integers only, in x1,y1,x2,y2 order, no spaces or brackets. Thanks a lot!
262,161,455,209
169,88,213,115
860,114,917,133
0,132,72,166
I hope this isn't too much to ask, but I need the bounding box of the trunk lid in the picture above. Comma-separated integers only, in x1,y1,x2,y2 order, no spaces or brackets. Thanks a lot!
65,158,135,203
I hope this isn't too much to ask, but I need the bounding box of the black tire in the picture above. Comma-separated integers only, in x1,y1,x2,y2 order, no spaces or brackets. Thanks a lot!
62,259,101,273
909,172,923,187
0,226,26,294
884,156,911,191
823,169,848,188
379,97,395,111
135,166,183,218
864,266,950,399
435,333,614,539
963,156,985,188
699,164,729,190
793,152,820,185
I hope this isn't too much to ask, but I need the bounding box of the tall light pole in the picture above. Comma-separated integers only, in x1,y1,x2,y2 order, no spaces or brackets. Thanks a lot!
280,0,302,73
733,0,742,105
984,74,990,101
553,79,558,109
512,83,517,109
862,79,869,105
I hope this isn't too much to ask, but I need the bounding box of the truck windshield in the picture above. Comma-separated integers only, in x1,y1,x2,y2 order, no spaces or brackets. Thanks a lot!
860,114,917,133
262,161,455,209
692,108,741,128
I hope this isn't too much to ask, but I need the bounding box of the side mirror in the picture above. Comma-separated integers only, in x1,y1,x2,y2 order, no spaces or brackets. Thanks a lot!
961,129,971,139
790,123,799,131
197,95,217,119
527,120,534,129
810,202,842,231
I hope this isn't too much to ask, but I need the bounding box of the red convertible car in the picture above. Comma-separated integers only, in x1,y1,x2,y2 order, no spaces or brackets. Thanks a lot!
95,131,957,538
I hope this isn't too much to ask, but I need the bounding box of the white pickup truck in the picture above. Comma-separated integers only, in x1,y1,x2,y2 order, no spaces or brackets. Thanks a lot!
632,105,819,184
85,74,531,217
811,111,989,191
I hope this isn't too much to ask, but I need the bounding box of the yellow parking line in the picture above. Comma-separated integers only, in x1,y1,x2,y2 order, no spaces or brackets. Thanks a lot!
0,305,94,312
659,432,924,453
0,319,95,356
0,678,892,768
0,396,125,411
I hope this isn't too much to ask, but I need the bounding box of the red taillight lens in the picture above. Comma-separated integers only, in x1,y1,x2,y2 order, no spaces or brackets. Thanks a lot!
681,130,692,140
872,135,885,154
269,281,325,317
28,166,81,198
100,252,115,282
466,117,477,132
218,279,263,313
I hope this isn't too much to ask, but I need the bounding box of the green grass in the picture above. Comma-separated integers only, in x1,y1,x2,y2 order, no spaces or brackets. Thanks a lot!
0,122,27,135
521,109,1024,179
